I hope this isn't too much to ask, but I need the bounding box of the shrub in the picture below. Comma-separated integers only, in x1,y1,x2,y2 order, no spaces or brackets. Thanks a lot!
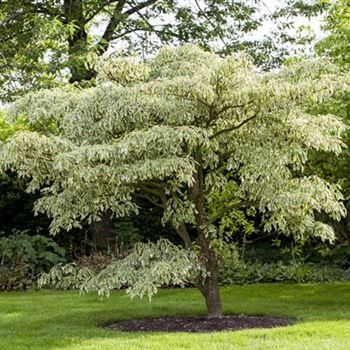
220,260,350,285
0,263,32,291
0,230,66,290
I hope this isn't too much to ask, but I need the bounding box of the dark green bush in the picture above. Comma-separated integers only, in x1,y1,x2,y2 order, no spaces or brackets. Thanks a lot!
0,230,66,290
311,243,350,269
220,260,350,285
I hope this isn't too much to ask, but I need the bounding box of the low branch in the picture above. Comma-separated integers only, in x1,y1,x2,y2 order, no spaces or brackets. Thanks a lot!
174,223,192,248
139,181,165,189
139,185,164,196
134,193,164,209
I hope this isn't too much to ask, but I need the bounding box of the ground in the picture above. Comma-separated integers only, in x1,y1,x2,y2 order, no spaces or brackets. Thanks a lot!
0,284,349,350
106,314,291,332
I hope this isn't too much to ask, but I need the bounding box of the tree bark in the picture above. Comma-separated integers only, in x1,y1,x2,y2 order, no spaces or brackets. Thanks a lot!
63,0,95,83
199,268,223,318
90,210,116,251
196,234,223,318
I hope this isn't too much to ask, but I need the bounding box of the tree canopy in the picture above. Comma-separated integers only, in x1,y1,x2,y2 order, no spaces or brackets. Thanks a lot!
317,0,350,69
1,45,348,316
0,0,322,101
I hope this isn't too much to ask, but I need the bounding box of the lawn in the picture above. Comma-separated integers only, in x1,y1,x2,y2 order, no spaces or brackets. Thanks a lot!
0,284,349,350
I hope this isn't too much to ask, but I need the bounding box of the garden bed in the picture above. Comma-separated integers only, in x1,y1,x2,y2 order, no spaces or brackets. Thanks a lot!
104,315,292,333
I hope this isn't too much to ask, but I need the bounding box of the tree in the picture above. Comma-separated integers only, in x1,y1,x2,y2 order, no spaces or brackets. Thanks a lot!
316,0,350,70
0,0,324,101
1,45,347,317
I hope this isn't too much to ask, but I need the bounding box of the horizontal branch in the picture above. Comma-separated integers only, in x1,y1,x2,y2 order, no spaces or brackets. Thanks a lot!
210,113,258,139
215,100,255,118
134,192,164,209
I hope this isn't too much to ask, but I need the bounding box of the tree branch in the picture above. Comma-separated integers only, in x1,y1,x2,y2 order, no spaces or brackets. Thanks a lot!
210,113,258,139
96,0,127,54
96,0,159,55
156,187,193,248
0,10,23,27
124,0,159,17
134,192,164,209
174,223,192,248
84,0,119,24
216,103,251,118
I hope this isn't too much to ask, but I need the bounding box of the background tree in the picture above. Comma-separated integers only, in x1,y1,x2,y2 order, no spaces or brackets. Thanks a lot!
1,45,347,317
316,0,350,70
0,0,323,101
303,0,350,243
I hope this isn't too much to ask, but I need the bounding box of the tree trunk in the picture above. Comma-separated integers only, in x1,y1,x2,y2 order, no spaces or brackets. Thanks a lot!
63,0,95,83
172,220,223,317
90,210,116,251
198,251,223,318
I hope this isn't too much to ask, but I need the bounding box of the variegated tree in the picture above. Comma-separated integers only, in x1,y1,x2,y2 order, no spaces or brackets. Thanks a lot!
1,45,347,317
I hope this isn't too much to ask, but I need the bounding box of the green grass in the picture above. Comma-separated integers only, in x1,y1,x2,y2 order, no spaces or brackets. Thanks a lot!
0,284,349,349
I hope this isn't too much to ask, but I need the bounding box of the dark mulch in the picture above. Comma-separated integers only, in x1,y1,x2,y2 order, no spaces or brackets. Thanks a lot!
104,315,292,333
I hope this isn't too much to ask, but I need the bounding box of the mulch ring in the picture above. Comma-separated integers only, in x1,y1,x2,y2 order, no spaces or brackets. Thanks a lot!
104,315,292,333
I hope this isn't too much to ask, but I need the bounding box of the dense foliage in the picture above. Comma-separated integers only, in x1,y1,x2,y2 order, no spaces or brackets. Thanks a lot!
0,0,321,101
307,0,350,242
0,0,333,260
39,239,205,298
220,261,350,285
317,0,350,70
0,114,51,233
0,230,66,290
